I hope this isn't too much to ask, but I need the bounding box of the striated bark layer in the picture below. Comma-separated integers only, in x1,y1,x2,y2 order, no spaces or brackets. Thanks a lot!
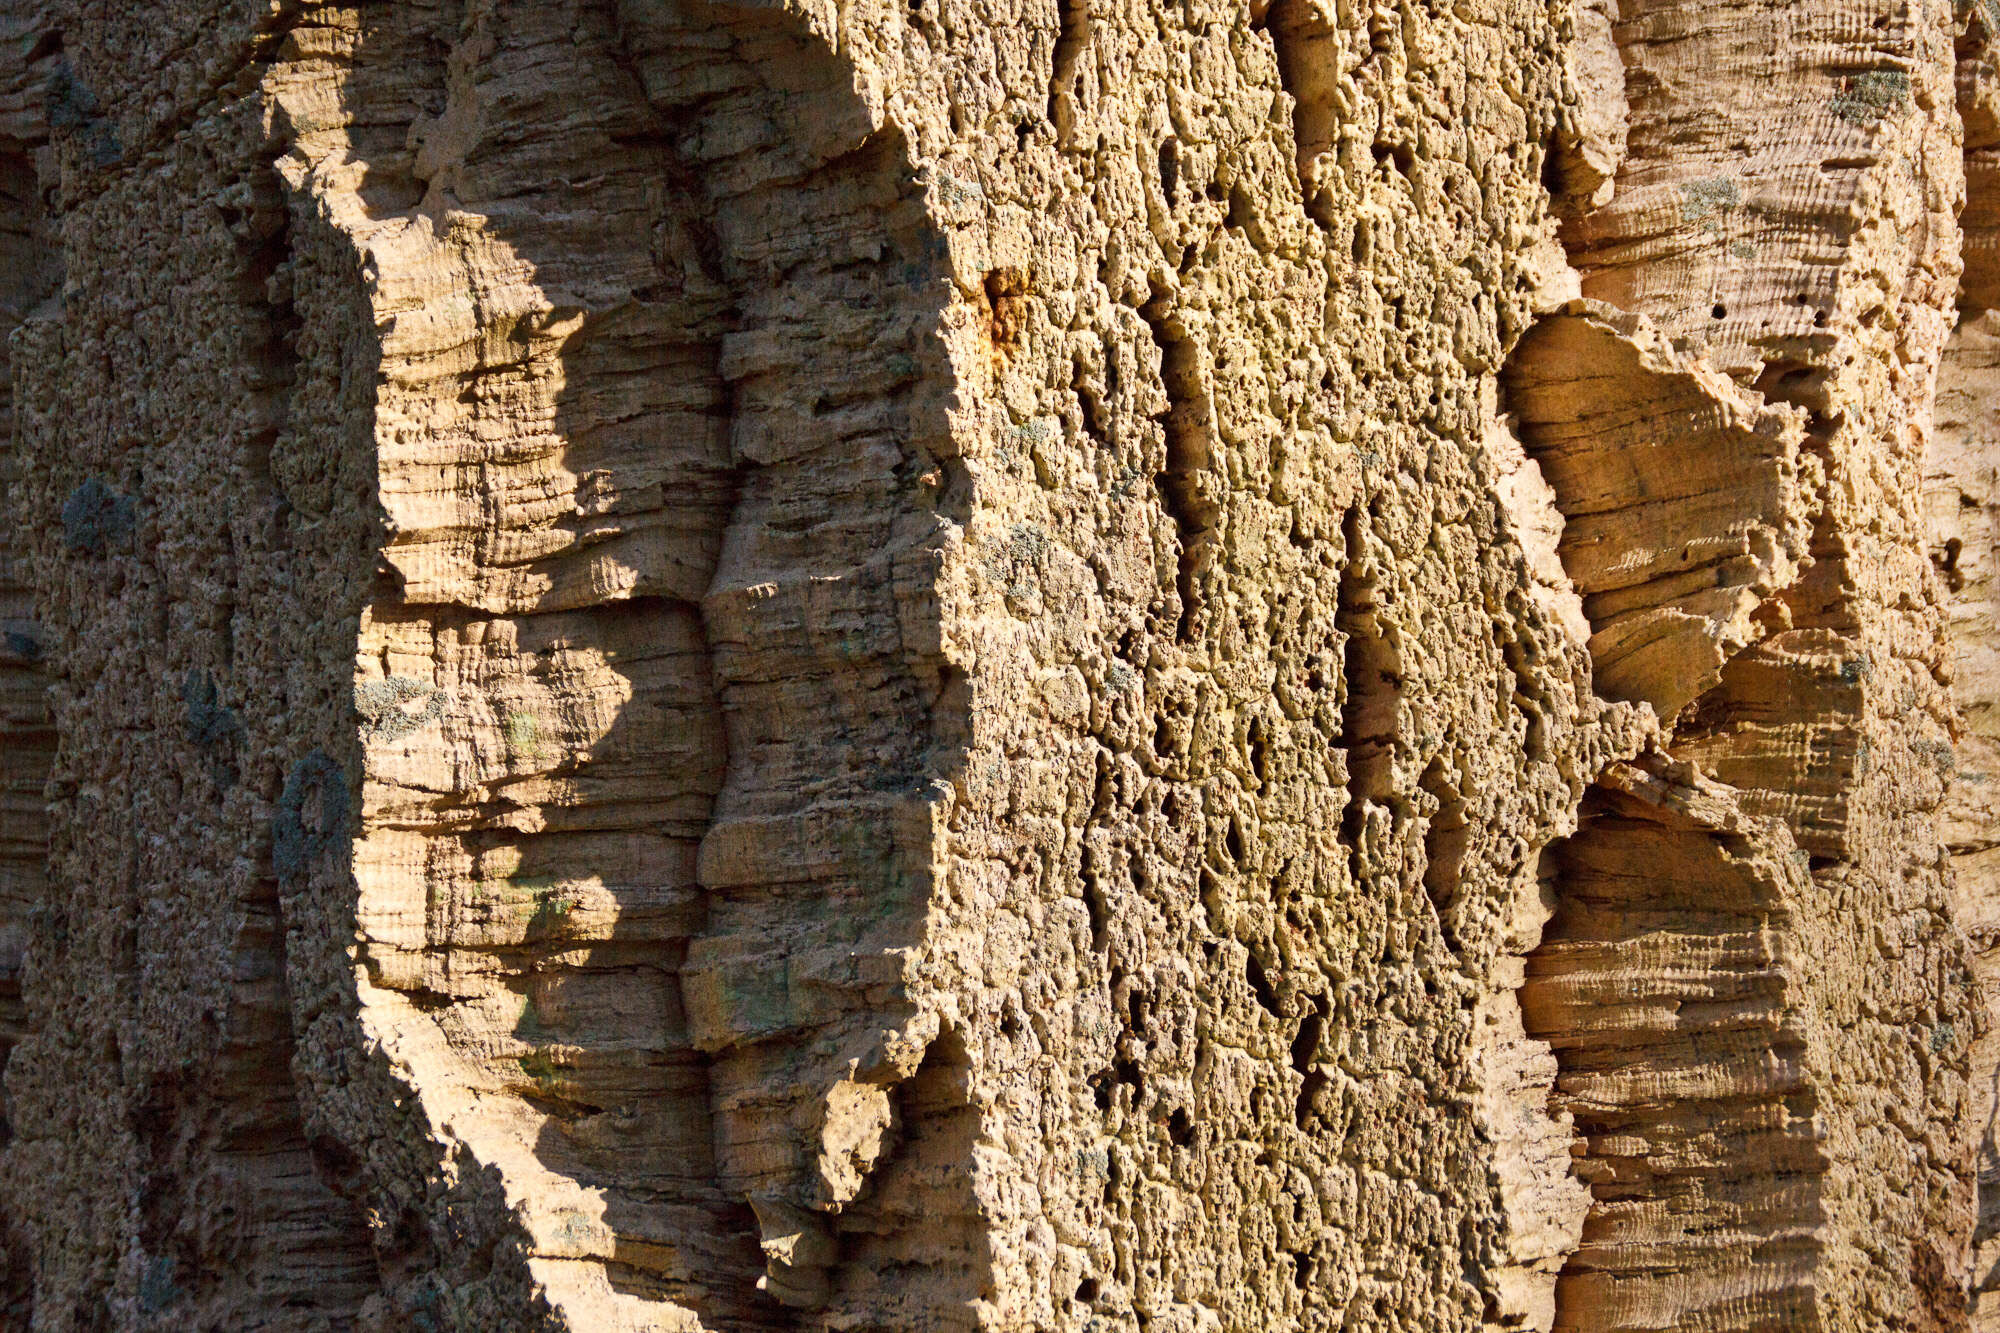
0,0,1987,1330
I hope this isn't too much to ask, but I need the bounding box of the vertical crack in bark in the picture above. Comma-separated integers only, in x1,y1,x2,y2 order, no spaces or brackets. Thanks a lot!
292,1,769,1317
1139,285,1219,644
1499,305,1808,720
1335,505,1400,833
1418,756,1468,948
190,137,383,1321
816,1027,991,1323
683,106,975,1317
1254,0,1339,229
0,7,387,1321
1936,302,2000,1323
1046,0,1090,139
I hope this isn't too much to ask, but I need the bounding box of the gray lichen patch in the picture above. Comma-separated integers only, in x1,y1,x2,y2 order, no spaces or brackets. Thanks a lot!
181,669,245,789
1678,176,1742,230
44,65,122,167
272,749,350,881
355,674,447,742
58,477,135,555
1831,69,1911,123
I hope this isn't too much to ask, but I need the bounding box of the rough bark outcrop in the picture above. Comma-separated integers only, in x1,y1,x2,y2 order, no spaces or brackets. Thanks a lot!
0,0,1987,1330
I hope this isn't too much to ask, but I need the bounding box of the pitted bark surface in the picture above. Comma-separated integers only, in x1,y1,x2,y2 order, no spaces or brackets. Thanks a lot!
0,0,1987,1330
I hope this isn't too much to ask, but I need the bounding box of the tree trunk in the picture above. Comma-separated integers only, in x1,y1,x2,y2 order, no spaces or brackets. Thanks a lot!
0,0,1988,1328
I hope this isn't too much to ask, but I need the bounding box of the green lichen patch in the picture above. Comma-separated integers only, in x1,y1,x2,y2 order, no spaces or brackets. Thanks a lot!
516,1050,563,1094
472,871,558,908
505,708,542,759
526,889,573,939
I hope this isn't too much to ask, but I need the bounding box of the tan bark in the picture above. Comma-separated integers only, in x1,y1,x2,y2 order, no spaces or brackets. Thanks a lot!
0,0,1983,1329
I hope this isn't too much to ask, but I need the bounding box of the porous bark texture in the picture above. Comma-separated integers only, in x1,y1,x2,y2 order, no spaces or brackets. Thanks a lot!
0,0,1989,1330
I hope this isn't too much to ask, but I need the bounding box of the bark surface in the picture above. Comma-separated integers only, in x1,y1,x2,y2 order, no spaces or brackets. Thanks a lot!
0,0,1988,1330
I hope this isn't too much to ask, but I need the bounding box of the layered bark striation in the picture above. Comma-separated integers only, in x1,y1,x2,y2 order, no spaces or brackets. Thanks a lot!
0,0,1989,1329
1523,761,1835,1330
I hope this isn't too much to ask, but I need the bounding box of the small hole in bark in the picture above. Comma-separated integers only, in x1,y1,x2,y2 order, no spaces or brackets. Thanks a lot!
1294,1069,1328,1127
1941,534,1969,583
1712,304,1727,319
1139,283,1218,642
982,267,1030,353
1083,875,1109,951
1367,9,1392,55
1290,997,1325,1070
1246,950,1281,1014
1047,0,1090,125
1199,870,1227,935
1225,184,1255,233
1540,145,1563,197
1336,507,1401,832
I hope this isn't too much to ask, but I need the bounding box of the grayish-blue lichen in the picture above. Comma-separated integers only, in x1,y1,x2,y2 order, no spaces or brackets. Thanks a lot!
272,749,350,881
60,477,136,555
182,670,245,789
